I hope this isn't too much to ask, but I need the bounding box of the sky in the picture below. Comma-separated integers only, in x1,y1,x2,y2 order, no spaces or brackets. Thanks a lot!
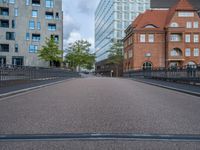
62,0,100,52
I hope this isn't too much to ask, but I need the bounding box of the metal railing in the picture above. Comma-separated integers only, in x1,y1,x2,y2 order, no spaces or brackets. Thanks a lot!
0,65,80,88
124,65,200,83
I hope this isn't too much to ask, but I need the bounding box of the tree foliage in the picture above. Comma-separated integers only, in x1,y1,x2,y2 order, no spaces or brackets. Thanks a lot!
107,41,123,65
38,36,63,66
65,40,96,71
107,41,124,77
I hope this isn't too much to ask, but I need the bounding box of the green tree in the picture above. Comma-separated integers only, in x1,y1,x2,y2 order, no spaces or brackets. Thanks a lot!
65,40,95,71
38,36,63,67
107,41,123,77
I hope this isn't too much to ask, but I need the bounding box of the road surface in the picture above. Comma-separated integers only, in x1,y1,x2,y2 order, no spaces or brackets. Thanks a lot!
0,77,200,149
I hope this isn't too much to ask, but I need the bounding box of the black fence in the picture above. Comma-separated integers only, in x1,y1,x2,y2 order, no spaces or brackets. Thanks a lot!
124,65,200,84
0,65,80,88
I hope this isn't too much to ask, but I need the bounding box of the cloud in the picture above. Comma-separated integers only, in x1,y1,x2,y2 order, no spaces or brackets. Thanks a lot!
63,12,80,40
77,0,99,15
64,31,94,54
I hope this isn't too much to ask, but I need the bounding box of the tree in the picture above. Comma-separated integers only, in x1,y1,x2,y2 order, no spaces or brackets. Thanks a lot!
107,41,123,77
65,40,95,71
38,36,63,67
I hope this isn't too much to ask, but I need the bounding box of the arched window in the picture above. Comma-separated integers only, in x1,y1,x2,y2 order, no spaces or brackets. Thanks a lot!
144,24,157,28
170,48,182,56
143,62,152,70
170,22,179,27
187,61,197,68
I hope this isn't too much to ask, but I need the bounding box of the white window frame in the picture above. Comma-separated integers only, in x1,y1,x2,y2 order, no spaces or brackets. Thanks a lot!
194,48,199,56
140,34,145,43
148,34,154,43
32,10,38,17
193,21,199,28
185,48,191,57
194,34,199,43
186,22,192,28
185,34,191,43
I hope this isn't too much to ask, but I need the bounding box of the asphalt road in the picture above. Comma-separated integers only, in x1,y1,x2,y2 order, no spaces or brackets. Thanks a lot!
0,77,200,149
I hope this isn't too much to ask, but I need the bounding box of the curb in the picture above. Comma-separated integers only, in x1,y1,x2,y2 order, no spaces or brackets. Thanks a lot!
0,78,76,99
132,79,200,97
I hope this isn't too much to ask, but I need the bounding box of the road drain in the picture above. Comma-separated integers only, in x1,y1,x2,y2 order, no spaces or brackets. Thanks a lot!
0,133,200,142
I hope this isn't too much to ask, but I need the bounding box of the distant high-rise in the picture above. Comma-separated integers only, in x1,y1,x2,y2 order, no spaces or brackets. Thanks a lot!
95,0,150,63
151,0,200,10
0,0,63,67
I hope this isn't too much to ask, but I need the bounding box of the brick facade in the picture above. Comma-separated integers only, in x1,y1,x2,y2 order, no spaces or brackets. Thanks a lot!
123,0,200,72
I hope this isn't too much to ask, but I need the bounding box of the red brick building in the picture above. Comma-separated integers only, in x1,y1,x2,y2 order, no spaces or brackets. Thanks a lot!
123,0,200,72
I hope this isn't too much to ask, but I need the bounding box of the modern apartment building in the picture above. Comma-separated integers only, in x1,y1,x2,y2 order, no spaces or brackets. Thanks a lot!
151,0,200,10
0,0,63,67
95,0,150,76
123,0,200,71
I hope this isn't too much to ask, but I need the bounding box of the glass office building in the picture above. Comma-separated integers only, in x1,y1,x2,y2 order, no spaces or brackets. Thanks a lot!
95,0,150,62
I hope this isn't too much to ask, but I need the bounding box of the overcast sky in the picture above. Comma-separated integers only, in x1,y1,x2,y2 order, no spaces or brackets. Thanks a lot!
62,0,100,52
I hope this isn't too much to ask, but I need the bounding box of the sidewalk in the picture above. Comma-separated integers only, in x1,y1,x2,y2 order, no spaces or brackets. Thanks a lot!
0,78,75,98
133,78,200,97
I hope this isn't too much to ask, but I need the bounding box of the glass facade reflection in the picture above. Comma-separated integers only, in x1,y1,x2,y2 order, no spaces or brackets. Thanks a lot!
95,0,150,62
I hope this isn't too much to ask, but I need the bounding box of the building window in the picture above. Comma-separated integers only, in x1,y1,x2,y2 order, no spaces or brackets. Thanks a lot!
170,34,181,42
171,48,182,56
26,33,30,40
143,62,152,70
185,48,191,57
12,20,15,28
186,22,192,28
12,57,23,66
14,8,18,16
26,0,30,5
29,45,38,53
194,21,199,28
29,20,35,29
0,56,6,66
48,23,56,31
170,22,179,27
55,12,59,19
37,22,41,30
32,10,38,17
45,12,54,19
52,35,59,43
32,0,40,6
148,34,154,43
0,44,9,52
15,44,18,52
185,34,191,43
194,48,199,56
128,50,132,58
46,0,53,8
6,32,15,40
9,0,15,4
32,34,40,41
194,34,199,43
0,7,9,16
140,34,145,42
0,19,9,28
178,12,194,17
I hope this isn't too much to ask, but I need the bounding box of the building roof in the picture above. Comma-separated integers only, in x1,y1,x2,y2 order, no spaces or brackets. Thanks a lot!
131,0,196,31
175,0,195,11
132,10,169,31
